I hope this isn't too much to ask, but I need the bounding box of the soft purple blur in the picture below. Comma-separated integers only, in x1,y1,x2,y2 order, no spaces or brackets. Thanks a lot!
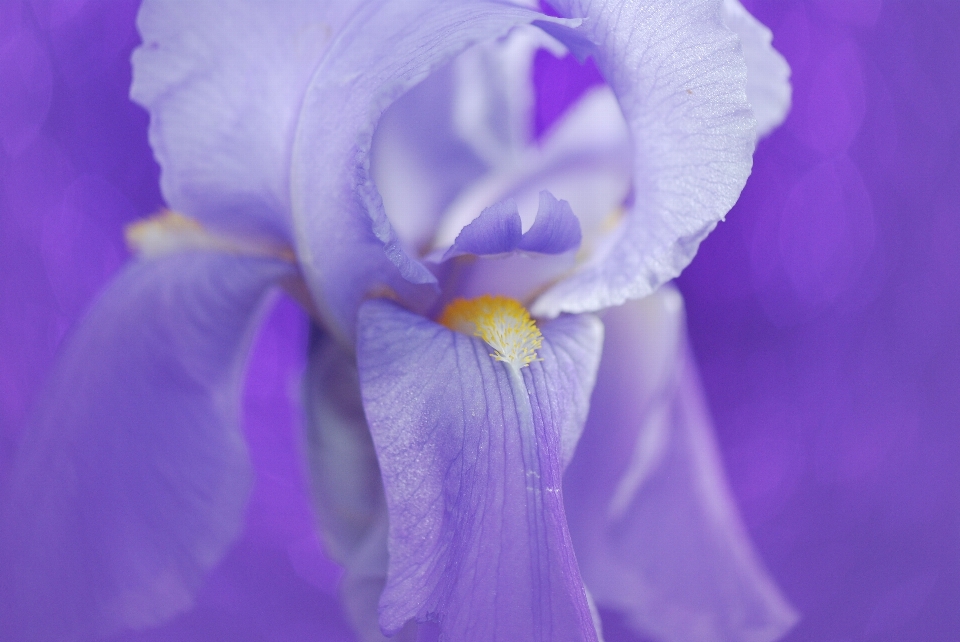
677,3,960,641
1,1,958,641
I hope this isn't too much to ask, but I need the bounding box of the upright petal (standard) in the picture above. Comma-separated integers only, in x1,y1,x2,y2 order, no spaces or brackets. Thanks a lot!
131,0,361,242
290,0,577,340
722,0,791,138
533,0,756,316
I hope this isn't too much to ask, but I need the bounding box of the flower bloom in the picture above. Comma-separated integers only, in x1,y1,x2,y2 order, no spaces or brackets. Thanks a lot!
0,1,794,641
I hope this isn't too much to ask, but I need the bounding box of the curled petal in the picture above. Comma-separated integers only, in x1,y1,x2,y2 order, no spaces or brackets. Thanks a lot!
442,198,523,260
356,299,603,641
0,252,291,640
564,287,798,642
533,0,756,317
372,64,488,254
131,0,361,241
722,0,792,138
290,0,577,341
442,190,581,261
434,86,631,256
518,190,583,255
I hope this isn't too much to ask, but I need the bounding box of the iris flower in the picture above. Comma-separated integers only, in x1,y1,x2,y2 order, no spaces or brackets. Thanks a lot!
1,1,795,641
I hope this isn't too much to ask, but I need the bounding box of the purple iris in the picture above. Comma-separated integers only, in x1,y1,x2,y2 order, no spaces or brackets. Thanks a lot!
0,1,796,641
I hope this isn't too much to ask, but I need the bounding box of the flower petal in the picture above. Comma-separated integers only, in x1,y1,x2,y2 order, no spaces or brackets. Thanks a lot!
290,0,576,341
533,0,756,316
564,287,798,642
434,86,631,253
453,24,566,166
442,197,523,260
518,190,583,255
0,252,292,640
130,0,361,241
372,65,488,255
441,190,580,261
356,299,603,641
722,0,791,138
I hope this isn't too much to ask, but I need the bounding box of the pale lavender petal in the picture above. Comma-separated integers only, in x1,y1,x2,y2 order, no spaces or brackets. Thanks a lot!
453,25,566,166
371,65,487,255
443,250,579,306
356,299,603,641
534,0,756,317
0,252,291,640
518,190,583,255
722,0,791,138
442,197,522,260
290,1,576,340
434,86,631,252
130,0,361,242
564,287,798,642
373,26,567,263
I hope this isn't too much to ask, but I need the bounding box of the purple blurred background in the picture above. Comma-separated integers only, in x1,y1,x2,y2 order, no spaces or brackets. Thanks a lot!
1,1,957,641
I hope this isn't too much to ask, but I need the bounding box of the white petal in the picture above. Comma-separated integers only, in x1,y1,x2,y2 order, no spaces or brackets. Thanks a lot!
130,0,361,241
533,0,757,317
723,0,792,138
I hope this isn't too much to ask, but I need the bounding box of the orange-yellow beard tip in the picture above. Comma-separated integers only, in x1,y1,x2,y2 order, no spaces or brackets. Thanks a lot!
124,210,297,262
439,295,543,369
124,210,201,249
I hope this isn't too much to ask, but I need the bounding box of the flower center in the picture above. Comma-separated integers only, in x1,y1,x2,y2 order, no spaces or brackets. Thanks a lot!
439,295,542,369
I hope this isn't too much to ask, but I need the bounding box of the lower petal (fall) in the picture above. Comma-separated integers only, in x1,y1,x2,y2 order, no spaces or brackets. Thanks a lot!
356,299,603,641
564,287,798,642
0,252,291,641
